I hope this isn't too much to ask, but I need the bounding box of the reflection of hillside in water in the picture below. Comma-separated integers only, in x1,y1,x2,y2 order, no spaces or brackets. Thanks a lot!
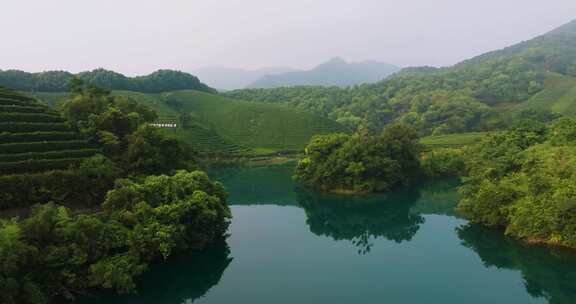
411,178,461,217
297,187,425,254
295,178,463,254
209,163,298,206
211,164,462,216
458,224,576,304
80,242,232,304
212,164,463,255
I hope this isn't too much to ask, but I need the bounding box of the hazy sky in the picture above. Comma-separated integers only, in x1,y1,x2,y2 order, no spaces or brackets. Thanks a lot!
2,0,576,75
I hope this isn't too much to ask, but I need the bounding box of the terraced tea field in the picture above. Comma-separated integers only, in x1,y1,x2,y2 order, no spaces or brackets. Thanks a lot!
0,88,97,174
32,90,344,155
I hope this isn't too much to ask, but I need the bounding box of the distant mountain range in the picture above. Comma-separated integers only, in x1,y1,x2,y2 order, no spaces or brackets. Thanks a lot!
247,58,400,89
226,19,576,135
193,58,400,90
192,66,297,91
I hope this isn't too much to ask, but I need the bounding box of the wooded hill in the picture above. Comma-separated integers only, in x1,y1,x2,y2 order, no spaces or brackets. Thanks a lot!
0,69,215,93
226,19,576,136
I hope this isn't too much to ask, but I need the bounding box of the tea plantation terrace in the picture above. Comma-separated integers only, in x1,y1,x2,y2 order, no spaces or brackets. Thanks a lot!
0,87,97,174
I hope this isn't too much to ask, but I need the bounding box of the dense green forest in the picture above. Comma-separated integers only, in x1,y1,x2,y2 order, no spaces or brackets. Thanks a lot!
0,69,215,93
0,170,230,304
0,83,232,304
294,123,421,193
226,20,576,135
458,118,576,248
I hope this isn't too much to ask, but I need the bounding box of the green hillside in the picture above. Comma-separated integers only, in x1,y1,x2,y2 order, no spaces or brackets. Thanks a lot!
226,19,576,136
0,88,97,174
522,73,576,116
420,132,488,150
31,90,344,155
165,91,343,152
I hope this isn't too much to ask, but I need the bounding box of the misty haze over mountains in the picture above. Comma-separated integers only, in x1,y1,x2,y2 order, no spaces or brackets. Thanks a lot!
192,66,297,91
194,58,400,90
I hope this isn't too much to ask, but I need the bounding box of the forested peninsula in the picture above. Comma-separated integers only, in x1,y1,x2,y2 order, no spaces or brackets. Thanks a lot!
0,82,230,304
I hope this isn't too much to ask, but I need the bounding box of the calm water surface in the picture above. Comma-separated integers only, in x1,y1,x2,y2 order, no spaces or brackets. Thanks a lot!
78,164,576,304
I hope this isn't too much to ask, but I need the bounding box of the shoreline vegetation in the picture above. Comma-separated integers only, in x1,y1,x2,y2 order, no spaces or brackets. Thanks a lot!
0,84,231,304
457,119,576,250
293,117,576,251
0,171,231,304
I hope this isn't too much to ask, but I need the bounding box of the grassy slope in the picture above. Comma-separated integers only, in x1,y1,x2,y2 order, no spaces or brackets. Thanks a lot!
31,90,344,155
522,74,576,116
161,91,343,152
420,132,488,149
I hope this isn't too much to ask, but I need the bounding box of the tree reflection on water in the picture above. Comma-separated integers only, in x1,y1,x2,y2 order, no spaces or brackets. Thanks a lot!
297,187,424,254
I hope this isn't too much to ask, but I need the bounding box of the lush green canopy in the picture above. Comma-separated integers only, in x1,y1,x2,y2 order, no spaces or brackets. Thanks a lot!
0,170,230,304
61,80,196,175
294,123,421,193
0,69,215,93
458,118,576,248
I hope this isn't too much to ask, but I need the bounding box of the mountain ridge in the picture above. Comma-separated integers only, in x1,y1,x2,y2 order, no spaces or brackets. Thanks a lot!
247,57,400,88
226,18,576,136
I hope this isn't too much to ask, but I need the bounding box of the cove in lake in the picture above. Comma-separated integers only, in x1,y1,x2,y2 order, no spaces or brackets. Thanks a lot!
77,164,576,304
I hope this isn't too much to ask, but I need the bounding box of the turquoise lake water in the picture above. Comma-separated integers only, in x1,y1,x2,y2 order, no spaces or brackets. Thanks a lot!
78,164,576,304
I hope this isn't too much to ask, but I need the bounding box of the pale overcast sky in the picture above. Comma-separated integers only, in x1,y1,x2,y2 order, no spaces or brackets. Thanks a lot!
2,0,576,75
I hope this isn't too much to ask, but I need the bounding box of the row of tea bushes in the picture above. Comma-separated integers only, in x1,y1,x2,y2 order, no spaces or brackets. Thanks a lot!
0,131,82,144
0,87,97,178
0,104,59,114
0,140,91,154
0,112,64,123
0,122,70,132
0,149,98,163
0,158,87,174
